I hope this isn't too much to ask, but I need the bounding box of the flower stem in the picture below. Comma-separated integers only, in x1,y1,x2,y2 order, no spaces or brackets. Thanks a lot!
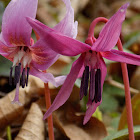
36,32,54,139
87,17,135,140
44,83,55,140
117,39,135,140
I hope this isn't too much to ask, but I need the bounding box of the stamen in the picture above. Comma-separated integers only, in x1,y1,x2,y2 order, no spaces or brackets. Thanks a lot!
26,67,30,86
89,68,95,102
83,66,89,96
22,54,32,68
95,69,101,103
79,66,89,99
21,68,26,88
9,67,13,86
18,50,25,62
14,63,21,85
80,71,85,100
13,53,19,66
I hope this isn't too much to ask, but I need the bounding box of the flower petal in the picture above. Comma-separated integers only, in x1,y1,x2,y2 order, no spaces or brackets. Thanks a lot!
43,55,85,120
0,40,17,59
42,31,91,56
0,32,6,44
30,66,66,87
30,39,60,70
53,0,78,38
2,0,38,46
101,49,140,65
83,55,107,124
92,3,129,52
31,53,60,71
99,55,107,87
83,102,101,125
26,17,91,56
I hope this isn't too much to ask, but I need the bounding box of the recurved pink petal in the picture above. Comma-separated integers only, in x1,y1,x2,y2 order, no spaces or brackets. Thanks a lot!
26,17,54,36
30,67,66,87
43,55,85,120
101,49,140,65
41,31,91,56
30,39,60,70
2,0,38,46
83,101,101,125
53,0,78,38
92,3,129,52
84,55,107,124
27,17,91,56
31,53,60,71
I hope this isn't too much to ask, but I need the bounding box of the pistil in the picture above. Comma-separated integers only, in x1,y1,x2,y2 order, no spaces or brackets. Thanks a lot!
89,68,95,101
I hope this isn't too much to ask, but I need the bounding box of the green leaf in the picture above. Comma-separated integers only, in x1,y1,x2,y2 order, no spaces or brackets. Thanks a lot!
104,125,140,140
103,83,125,97
75,78,81,88
99,94,118,113
1,0,10,7
92,107,103,121
0,55,12,76
118,93,140,130
123,32,140,49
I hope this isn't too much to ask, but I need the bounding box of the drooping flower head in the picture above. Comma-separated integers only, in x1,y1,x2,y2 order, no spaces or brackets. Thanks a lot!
0,0,77,104
28,3,140,124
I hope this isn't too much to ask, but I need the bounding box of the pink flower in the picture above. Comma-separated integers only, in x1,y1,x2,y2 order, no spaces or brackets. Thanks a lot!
27,3,140,124
0,0,77,104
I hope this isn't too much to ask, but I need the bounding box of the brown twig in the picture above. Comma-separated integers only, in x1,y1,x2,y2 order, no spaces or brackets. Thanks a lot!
106,78,139,95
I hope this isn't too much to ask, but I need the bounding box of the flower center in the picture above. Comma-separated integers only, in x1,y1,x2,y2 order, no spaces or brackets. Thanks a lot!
9,46,32,88
80,50,101,103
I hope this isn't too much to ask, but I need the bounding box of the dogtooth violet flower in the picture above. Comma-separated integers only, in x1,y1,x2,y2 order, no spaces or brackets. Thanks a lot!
27,3,140,124
0,0,78,104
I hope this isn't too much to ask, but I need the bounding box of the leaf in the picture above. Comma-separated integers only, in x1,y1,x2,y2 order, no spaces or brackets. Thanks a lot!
0,88,25,130
15,103,45,140
92,107,103,121
75,78,81,88
1,0,10,7
0,56,12,76
123,32,140,49
103,83,125,97
48,56,72,75
0,76,44,130
130,67,140,90
118,93,140,130
53,103,107,140
103,125,140,140
99,93,118,113
0,2,4,26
